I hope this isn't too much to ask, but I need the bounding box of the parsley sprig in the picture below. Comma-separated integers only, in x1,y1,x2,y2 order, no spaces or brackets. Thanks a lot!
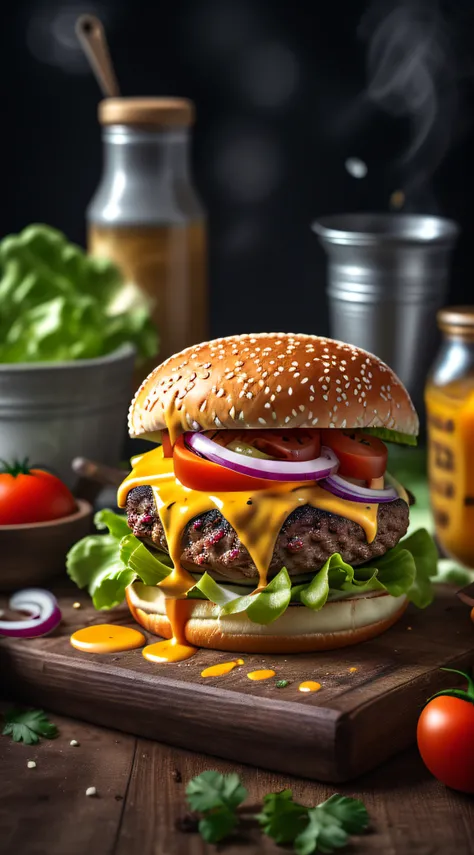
186,771,247,842
2,708,58,744
185,771,369,852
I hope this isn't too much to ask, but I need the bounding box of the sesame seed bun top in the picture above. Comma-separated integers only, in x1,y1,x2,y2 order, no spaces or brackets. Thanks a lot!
128,333,418,440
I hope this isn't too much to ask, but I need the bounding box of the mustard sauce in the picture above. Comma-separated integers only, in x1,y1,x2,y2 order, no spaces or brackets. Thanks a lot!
70,624,145,654
200,659,245,678
247,669,276,681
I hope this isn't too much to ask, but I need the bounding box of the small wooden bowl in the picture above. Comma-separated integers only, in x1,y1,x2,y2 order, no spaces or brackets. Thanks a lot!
0,499,94,591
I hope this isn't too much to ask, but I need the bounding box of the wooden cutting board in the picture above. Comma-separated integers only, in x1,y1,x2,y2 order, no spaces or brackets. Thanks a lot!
1,584,473,783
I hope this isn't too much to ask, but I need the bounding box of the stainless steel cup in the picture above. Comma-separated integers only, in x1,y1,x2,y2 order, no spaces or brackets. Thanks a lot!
312,213,459,416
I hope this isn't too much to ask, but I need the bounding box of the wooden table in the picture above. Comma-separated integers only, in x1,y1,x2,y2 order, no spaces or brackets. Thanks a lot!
1,703,473,855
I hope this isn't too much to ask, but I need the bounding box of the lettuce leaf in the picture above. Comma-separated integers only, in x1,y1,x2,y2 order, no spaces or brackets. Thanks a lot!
219,568,292,625
66,511,171,609
0,224,158,363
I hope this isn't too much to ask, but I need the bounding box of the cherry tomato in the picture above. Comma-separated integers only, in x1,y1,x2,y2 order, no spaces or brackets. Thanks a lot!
172,436,282,492
0,459,77,525
249,430,321,462
321,430,387,481
161,431,173,458
417,695,474,794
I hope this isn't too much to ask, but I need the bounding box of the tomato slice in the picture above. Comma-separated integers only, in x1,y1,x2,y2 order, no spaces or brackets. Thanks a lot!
250,429,321,462
172,436,281,492
321,430,387,481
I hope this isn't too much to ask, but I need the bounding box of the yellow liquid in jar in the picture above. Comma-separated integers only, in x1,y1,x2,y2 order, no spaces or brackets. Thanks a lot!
88,222,207,382
425,379,474,567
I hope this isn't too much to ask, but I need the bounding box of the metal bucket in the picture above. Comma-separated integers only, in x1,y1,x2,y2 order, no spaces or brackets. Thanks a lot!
312,213,459,414
0,344,135,487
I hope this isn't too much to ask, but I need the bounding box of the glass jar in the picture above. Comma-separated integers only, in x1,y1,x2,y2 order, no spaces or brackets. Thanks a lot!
87,97,207,375
425,306,474,567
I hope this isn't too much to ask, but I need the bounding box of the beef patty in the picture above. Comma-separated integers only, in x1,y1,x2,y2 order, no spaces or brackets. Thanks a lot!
125,486,409,583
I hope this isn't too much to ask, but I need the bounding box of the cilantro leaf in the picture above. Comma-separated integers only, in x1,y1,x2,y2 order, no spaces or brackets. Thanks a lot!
186,771,247,813
255,789,308,844
294,808,348,855
2,709,58,744
198,807,238,843
318,794,369,834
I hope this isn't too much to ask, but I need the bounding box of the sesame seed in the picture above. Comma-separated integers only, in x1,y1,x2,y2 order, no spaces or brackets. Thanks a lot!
310,385,315,393
264,402,271,409
199,400,207,411
258,417,266,425
70,740,80,747
276,385,282,393
301,377,309,384
270,394,276,402
264,386,271,394
312,417,319,425
246,392,253,399
292,409,298,417
86,787,97,797
309,396,314,402
288,387,293,396
27,761,36,769
284,416,291,423
229,406,236,419
323,394,329,401
72,602,81,609
272,411,278,420
299,404,305,412
216,389,225,397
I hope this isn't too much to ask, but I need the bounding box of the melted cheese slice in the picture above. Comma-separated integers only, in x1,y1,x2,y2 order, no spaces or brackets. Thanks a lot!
117,446,380,592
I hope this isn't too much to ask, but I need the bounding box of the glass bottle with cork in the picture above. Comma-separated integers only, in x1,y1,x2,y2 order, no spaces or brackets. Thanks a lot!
87,97,207,375
425,307,474,568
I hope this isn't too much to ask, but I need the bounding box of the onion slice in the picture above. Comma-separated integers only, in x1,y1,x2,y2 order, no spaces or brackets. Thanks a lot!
320,474,398,504
184,431,339,482
0,589,62,638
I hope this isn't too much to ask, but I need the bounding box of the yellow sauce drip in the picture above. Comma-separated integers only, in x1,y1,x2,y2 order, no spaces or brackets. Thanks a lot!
201,659,245,678
142,599,197,662
142,639,197,663
118,446,382,656
349,667,358,673
298,680,321,693
70,624,145,654
247,669,276,681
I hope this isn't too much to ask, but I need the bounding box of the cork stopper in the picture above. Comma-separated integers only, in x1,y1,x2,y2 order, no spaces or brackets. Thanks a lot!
437,306,474,341
98,97,194,127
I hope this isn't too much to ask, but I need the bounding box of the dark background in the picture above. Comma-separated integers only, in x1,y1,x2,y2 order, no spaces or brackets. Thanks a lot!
3,0,474,339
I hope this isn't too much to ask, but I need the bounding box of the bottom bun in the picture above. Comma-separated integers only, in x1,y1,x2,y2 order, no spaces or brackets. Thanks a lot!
126,582,408,653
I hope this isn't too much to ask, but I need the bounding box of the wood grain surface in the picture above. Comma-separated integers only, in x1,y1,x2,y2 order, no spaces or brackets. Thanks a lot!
1,584,474,783
1,704,473,855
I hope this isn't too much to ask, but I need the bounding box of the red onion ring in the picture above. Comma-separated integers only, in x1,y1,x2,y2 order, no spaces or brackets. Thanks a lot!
184,431,339,482
0,589,62,638
320,474,398,504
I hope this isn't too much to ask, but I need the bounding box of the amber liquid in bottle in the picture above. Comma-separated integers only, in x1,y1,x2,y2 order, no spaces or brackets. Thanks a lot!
88,221,207,377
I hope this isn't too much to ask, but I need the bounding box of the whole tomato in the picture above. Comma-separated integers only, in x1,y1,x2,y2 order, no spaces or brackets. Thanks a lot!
0,459,77,525
417,668,474,794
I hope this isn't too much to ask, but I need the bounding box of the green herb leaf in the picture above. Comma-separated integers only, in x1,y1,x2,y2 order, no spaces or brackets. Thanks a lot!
255,789,308,844
94,510,131,540
2,709,58,744
186,771,247,813
198,807,238,843
276,680,290,688
294,807,348,855
317,793,369,834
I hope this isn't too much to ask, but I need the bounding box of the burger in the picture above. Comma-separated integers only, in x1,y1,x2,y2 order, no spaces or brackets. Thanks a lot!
109,332,436,658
